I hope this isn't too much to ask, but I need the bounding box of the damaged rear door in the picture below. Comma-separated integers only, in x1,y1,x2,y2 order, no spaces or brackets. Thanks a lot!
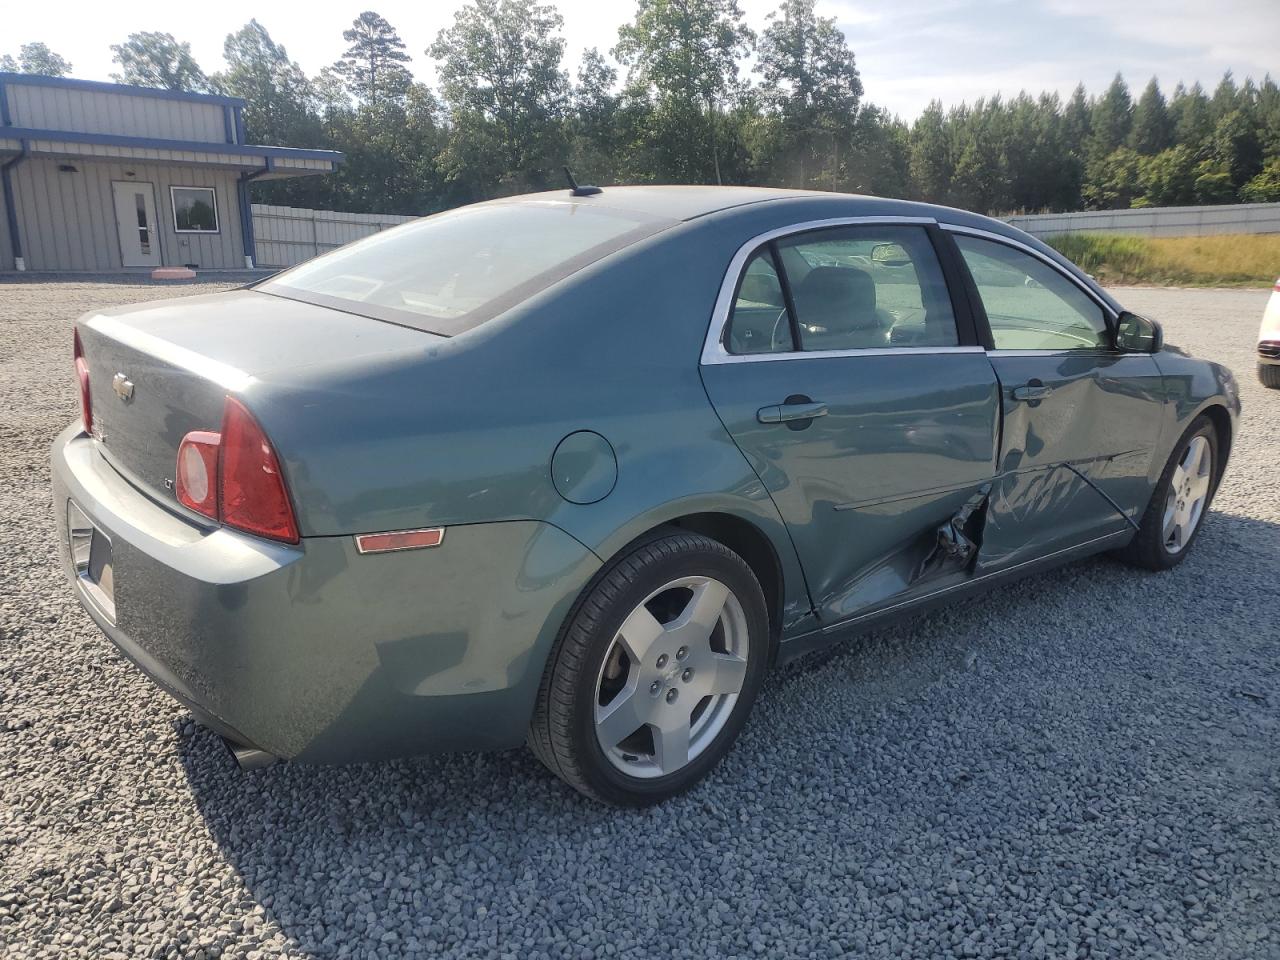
946,229,1164,568
700,222,1001,626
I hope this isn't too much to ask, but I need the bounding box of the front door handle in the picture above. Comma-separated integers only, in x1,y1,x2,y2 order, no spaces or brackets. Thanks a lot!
757,401,829,423
1011,382,1052,401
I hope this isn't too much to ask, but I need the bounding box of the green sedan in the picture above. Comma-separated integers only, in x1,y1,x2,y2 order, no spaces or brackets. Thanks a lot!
53,186,1239,805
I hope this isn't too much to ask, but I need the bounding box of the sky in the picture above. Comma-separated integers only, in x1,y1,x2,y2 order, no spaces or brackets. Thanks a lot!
3,0,1276,119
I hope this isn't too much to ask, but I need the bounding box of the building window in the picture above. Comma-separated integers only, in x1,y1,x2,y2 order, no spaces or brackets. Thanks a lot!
171,186,219,233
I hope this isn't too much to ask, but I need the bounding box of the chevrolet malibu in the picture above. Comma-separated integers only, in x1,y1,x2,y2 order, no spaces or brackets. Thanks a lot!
54,186,1239,805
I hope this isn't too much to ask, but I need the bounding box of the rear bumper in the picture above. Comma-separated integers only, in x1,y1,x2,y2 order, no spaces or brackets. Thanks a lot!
1258,340,1280,366
51,425,600,763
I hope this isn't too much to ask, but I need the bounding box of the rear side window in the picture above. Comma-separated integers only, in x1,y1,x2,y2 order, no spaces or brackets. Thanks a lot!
726,248,790,354
722,224,959,355
258,202,673,336
954,235,1109,350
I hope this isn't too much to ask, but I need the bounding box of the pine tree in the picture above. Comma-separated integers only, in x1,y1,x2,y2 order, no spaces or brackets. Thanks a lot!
1089,73,1132,158
1129,78,1172,155
333,11,413,107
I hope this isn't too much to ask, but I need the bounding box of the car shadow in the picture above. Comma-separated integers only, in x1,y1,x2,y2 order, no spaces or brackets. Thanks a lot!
179,508,1280,957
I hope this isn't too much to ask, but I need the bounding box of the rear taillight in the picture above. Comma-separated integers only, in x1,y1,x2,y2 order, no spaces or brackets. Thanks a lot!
220,397,299,543
73,329,92,435
174,397,300,544
176,431,221,519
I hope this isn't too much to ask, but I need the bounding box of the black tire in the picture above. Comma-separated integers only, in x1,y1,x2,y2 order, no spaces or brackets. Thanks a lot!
1259,363,1280,389
528,531,770,806
1115,416,1219,571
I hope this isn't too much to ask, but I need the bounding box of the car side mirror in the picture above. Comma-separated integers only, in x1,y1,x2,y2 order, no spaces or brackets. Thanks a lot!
1115,311,1163,353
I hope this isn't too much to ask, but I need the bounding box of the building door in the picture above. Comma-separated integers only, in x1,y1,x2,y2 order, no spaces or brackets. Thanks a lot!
111,181,162,267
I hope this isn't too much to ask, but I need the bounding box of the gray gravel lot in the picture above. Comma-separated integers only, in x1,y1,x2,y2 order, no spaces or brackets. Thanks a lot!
1,279,1278,959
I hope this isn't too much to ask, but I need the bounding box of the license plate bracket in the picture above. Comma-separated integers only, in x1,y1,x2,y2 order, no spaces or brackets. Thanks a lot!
68,500,116,623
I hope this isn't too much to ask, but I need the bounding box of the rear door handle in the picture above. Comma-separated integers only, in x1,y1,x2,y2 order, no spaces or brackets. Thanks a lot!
1011,383,1052,401
757,401,828,423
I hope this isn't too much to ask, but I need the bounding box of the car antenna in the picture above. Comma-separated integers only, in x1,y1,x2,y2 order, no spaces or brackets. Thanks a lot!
564,166,602,197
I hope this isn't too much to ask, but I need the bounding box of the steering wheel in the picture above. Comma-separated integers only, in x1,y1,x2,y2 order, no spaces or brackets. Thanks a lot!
770,309,792,350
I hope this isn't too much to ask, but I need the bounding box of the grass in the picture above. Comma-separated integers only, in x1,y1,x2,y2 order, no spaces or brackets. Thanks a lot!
1043,232,1280,287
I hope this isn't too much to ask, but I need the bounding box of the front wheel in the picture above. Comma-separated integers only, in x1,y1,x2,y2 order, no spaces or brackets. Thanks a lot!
1259,363,1280,389
1116,416,1219,571
528,531,770,806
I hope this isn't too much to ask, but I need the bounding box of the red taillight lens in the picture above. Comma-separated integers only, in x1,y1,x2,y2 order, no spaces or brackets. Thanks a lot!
218,397,299,544
73,329,92,435
175,431,221,519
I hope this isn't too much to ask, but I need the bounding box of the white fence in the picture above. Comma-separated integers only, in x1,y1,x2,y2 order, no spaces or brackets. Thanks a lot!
1005,202,1280,239
250,198,1280,267
251,204,416,268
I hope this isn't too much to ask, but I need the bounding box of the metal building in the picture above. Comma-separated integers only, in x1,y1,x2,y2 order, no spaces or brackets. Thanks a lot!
0,73,343,272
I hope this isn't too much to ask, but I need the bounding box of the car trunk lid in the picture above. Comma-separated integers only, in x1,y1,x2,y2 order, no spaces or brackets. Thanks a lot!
75,289,438,515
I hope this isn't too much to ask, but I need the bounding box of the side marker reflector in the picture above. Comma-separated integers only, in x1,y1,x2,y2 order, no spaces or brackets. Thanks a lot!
355,527,446,555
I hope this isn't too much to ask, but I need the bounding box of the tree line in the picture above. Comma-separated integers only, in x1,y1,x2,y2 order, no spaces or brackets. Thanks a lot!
4,0,1280,216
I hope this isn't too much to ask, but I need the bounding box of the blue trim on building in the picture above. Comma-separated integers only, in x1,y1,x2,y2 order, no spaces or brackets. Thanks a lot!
1,140,29,266
237,161,273,269
2,126,344,164
0,72,246,108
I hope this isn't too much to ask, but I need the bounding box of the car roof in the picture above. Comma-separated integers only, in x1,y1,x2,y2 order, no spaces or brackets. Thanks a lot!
511,185,822,221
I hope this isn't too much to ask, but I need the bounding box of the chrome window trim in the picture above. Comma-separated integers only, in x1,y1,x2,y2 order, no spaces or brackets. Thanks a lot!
939,222,1119,322
700,216,945,366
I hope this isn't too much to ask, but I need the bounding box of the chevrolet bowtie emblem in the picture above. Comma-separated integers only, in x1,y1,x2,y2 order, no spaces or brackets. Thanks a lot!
112,373,134,401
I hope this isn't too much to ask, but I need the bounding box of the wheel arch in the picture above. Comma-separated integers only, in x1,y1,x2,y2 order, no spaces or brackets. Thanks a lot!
1197,402,1233,491
585,508,805,663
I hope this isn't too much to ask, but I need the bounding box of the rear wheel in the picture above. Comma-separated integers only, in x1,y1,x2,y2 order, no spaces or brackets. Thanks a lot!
1116,416,1218,570
528,531,769,806
1259,363,1280,389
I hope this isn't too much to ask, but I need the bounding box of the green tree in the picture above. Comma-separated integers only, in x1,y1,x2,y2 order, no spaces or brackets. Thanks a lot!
614,0,755,184
567,48,623,182
1088,73,1132,158
213,21,318,146
430,0,569,195
1192,161,1236,203
1137,146,1196,206
110,32,208,91
1240,157,1280,202
908,100,953,203
1211,109,1263,189
0,42,72,76
756,0,862,189
1169,81,1214,155
1083,147,1141,209
1129,77,1172,155
333,11,413,107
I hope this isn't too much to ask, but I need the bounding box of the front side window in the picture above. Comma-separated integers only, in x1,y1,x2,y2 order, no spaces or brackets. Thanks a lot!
954,235,1109,351
259,201,671,336
171,186,218,233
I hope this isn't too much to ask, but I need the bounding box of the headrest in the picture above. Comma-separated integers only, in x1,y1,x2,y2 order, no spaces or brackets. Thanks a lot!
793,266,878,330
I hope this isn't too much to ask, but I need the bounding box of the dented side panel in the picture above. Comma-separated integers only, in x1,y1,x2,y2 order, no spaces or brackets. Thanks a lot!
979,352,1166,569
701,352,1001,625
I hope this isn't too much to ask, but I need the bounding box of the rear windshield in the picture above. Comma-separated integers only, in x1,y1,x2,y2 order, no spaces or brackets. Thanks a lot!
256,200,673,336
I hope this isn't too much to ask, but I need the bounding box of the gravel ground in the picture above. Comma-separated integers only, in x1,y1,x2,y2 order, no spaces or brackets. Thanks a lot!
1,279,1278,960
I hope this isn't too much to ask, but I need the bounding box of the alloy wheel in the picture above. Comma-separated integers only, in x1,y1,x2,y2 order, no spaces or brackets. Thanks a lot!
1162,435,1212,554
593,576,750,778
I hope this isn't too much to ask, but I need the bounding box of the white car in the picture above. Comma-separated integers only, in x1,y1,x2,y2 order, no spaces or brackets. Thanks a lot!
1262,278,1280,388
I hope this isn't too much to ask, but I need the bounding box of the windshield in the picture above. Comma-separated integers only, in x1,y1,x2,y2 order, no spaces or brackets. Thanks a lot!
257,201,674,336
